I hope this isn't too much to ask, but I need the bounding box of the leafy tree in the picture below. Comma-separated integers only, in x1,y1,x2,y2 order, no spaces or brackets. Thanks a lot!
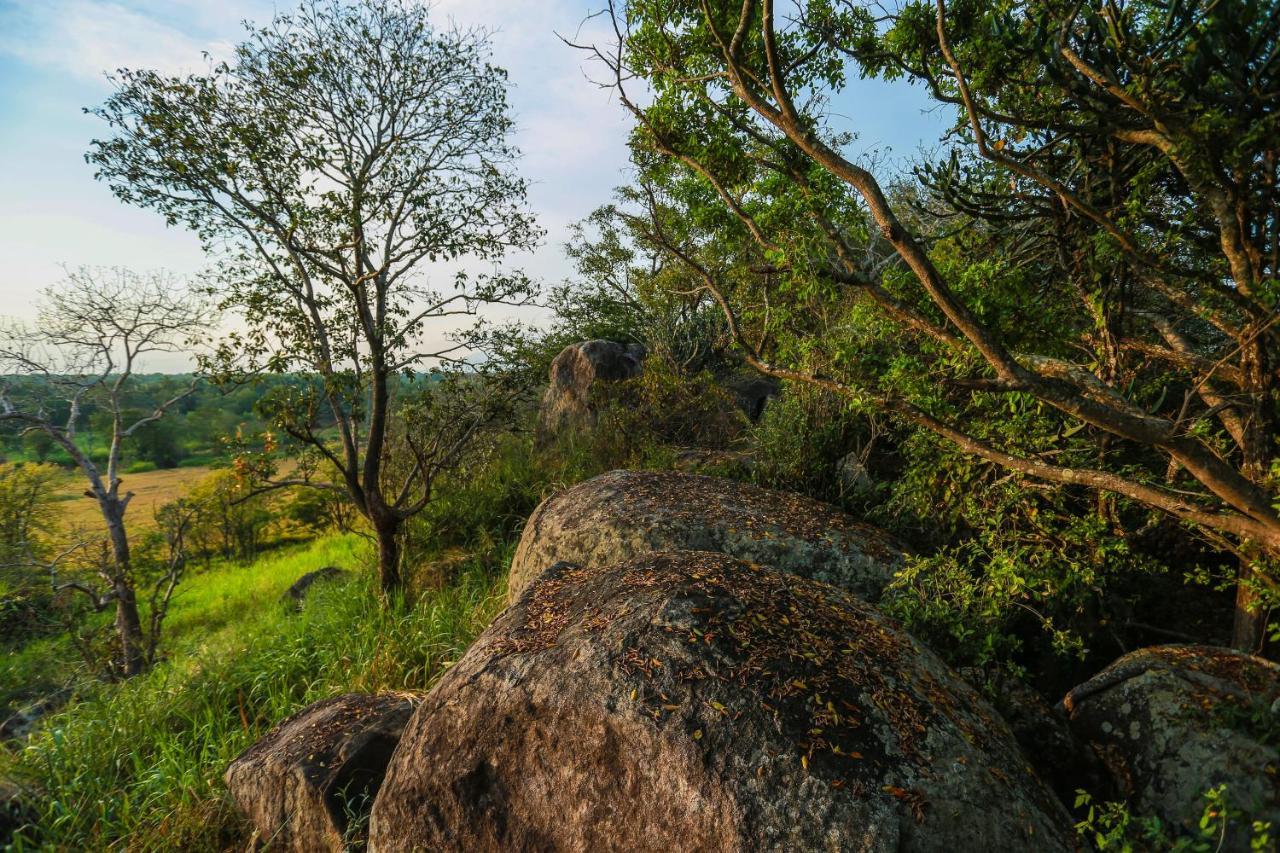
0,461,61,565
88,0,540,596
0,268,211,675
585,0,1280,650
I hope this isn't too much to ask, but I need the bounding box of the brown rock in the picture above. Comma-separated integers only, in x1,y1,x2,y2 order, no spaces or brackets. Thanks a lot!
370,552,1074,852
537,340,646,439
1062,644,1280,847
507,469,905,604
225,692,420,852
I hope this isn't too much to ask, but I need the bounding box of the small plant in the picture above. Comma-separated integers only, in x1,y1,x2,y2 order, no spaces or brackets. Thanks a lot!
1074,786,1273,852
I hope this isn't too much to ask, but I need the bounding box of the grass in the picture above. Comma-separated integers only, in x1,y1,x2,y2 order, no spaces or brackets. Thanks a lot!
1,534,506,851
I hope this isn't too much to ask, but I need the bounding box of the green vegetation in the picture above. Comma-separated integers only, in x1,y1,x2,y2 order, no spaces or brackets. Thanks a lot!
2,0,1277,849
1,535,504,850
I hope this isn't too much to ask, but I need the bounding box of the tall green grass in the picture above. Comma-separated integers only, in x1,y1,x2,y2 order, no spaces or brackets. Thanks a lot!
1,535,505,851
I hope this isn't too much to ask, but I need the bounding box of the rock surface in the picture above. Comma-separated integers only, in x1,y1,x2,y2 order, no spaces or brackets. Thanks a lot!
225,692,420,852
723,373,780,421
507,469,905,604
968,670,1110,806
537,340,646,438
1,689,70,742
280,566,349,606
370,551,1073,852
1062,645,1280,843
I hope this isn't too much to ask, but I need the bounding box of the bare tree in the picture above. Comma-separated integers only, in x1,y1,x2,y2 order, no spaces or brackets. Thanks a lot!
0,268,211,676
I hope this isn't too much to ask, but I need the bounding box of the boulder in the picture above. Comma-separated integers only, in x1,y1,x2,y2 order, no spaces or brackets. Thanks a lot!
507,469,905,604
538,340,646,438
1062,645,1280,844
370,552,1073,852
1,688,70,742
722,373,780,421
280,566,348,607
965,669,1110,806
837,451,875,499
225,692,420,852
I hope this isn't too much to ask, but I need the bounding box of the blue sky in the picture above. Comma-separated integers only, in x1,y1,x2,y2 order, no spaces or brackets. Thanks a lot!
0,0,948,367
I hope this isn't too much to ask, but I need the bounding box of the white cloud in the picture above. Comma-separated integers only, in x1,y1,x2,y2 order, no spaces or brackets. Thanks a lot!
0,0,243,82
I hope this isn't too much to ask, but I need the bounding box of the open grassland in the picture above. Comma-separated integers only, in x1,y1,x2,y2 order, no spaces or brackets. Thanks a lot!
47,465,214,532
1,534,507,851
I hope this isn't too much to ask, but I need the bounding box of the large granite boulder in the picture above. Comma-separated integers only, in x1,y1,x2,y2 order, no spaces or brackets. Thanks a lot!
507,469,905,604
225,692,421,852
538,340,646,438
1062,645,1280,846
370,552,1074,852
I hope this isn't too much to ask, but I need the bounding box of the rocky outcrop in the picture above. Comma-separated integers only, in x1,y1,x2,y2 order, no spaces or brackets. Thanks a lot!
1062,645,1280,845
225,692,420,852
723,373,780,421
370,552,1074,852
537,340,646,438
507,469,905,604
280,566,349,607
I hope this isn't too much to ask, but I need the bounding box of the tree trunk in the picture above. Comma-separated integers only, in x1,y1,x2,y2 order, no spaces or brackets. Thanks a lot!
375,519,404,598
112,579,146,677
1231,556,1267,654
105,506,145,677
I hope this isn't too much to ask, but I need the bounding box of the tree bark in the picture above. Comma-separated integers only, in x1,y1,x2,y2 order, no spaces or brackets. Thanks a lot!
1232,561,1267,654
104,503,145,677
375,518,404,598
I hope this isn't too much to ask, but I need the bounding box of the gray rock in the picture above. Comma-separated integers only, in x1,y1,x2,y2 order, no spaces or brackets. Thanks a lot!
837,451,875,498
507,469,905,604
723,373,780,421
225,692,421,852
537,340,646,439
1062,644,1280,847
280,566,348,607
369,551,1074,852
1,688,70,742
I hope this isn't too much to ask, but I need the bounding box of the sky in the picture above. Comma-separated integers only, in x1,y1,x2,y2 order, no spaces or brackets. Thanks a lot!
0,0,950,370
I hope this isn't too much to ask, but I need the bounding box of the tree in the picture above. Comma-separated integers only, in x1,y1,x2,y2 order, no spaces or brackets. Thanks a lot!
88,0,541,596
0,268,211,676
586,0,1280,650
0,461,61,566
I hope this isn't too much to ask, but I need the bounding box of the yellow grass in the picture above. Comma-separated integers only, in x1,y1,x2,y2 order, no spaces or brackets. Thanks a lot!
48,466,214,534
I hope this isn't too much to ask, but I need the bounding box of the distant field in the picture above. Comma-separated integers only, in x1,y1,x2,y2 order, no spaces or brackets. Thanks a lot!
49,465,214,532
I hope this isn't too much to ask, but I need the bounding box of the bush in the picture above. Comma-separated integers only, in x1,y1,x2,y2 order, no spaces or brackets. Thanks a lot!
747,383,873,507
